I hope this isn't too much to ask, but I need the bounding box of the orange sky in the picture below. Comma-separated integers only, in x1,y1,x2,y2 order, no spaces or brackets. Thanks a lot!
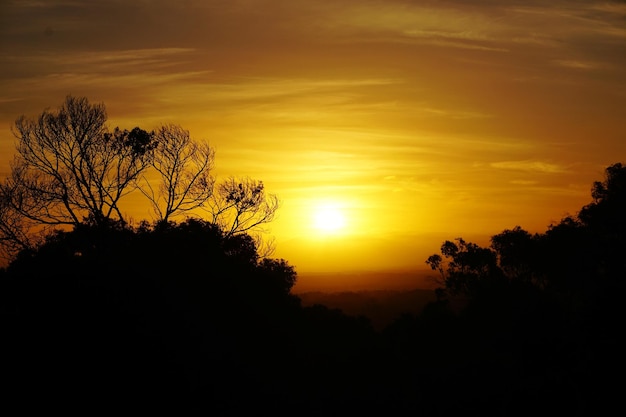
1,1,625,285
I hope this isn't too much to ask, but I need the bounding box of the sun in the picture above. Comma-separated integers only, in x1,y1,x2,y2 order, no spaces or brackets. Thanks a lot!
312,205,346,234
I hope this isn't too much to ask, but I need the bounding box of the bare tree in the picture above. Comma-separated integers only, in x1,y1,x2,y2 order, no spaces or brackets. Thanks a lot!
0,96,282,261
0,96,155,259
6,96,153,227
208,177,279,237
140,124,215,223
0,183,38,260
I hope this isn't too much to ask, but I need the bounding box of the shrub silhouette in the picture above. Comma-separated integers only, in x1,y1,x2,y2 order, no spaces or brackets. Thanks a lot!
1,219,301,411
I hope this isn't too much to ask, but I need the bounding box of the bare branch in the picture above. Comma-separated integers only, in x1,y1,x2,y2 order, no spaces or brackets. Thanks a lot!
139,124,215,223
207,177,279,237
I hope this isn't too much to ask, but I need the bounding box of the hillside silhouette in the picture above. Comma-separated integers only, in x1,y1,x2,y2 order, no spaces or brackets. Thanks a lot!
1,98,625,415
298,289,437,330
2,163,624,415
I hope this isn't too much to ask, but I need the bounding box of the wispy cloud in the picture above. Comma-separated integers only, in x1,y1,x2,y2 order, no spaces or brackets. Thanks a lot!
510,179,539,186
490,160,567,174
326,3,510,47
1,48,197,74
416,106,493,120
552,59,610,71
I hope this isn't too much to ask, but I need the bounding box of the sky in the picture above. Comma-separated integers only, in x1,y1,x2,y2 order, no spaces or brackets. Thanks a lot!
1,0,625,286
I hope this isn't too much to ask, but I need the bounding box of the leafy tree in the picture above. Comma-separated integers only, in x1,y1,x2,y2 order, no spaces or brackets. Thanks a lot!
587,162,626,208
0,216,301,412
530,216,593,294
256,258,297,295
490,226,540,285
425,237,503,297
527,164,626,294
426,162,626,301
578,162,626,280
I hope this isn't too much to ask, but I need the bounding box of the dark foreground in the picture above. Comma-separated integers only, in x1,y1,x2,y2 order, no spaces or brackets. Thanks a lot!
2,264,622,416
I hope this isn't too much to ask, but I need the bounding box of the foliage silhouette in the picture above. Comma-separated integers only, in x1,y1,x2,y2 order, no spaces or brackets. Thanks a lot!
426,162,626,302
417,162,626,415
1,219,303,412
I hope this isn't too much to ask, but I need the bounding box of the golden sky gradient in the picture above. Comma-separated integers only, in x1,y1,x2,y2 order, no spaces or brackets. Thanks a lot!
1,1,625,284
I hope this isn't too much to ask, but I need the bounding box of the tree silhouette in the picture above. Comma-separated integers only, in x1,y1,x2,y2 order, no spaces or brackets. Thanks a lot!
425,237,503,297
256,258,298,295
0,97,153,259
206,176,280,256
9,97,151,226
0,192,34,258
0,217,304,413
140,124,215,223
0,96,279,261
578,162,626,282
6,96,626,414
208,176,279,237
490,226,541,285
419,163,626,415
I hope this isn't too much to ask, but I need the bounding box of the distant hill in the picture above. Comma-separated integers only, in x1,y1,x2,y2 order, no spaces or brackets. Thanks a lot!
297,289,437,331
293,269,439,293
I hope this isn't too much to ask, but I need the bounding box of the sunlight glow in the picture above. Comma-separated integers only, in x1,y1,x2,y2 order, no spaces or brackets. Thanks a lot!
312,203,346,234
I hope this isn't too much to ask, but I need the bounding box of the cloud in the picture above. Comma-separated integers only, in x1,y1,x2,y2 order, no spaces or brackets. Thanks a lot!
490,160,567,174
510,179,538,185
552,59,609,71
2,47,196,72
416,106,493,120
326,2,510,45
